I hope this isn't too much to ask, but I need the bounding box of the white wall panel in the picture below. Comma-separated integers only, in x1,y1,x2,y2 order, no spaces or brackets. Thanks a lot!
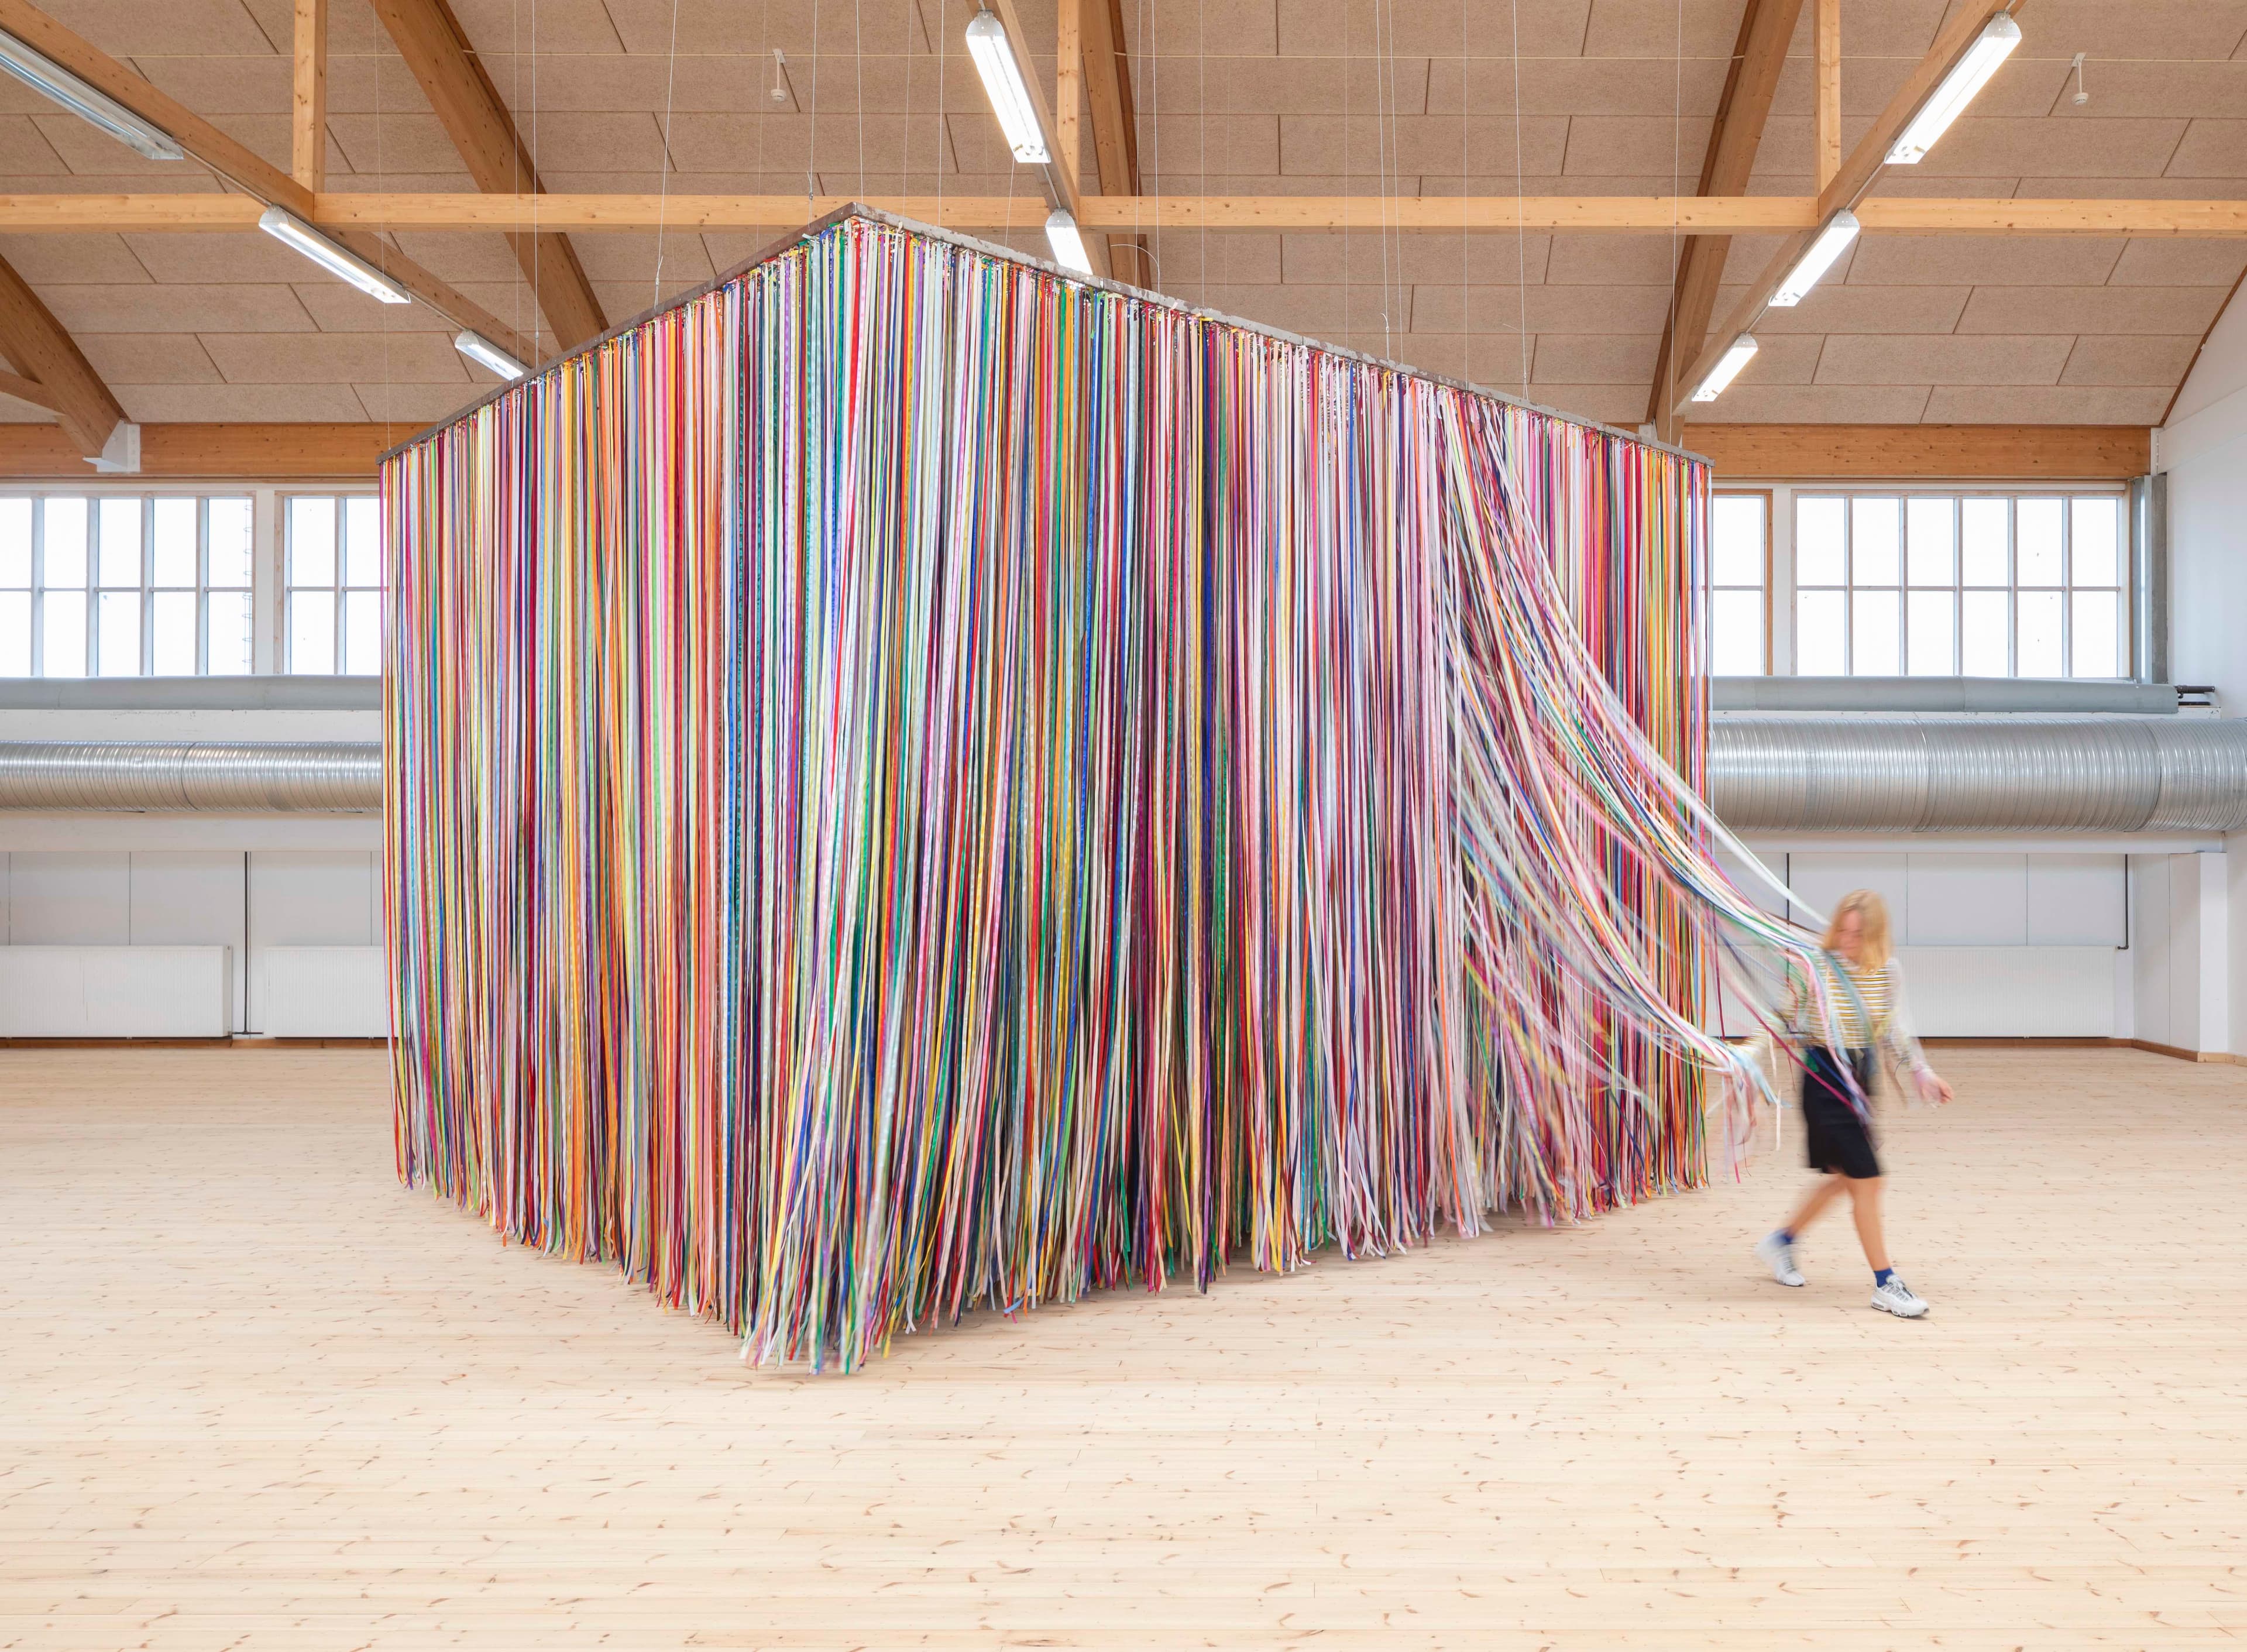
2131,854,2174,1048
0,945,231,1036
127,851,249,1032
1786,852,1906,931
249,850,375,946
1906,854,2028,946
128,851,244,943
2027,853,2127,946
8,851,130,945
1716,844,1789,919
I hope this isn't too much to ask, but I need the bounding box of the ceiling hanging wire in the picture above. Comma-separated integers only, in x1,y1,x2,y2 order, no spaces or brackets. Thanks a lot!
1665,0,1683,423
1370,0,1384,356
1509,0,1526,393
652,0,683,310
1145,0,1161,290
528,0,539,359
933,0,943,232
1375,0,1393,364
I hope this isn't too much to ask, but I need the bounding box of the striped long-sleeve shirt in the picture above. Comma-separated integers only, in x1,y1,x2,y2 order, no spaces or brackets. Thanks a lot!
1782,952,1930,1078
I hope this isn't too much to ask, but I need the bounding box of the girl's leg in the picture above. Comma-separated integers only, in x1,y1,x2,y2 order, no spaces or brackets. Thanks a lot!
1786,1173,1847,1235
1844,1176,1891,1272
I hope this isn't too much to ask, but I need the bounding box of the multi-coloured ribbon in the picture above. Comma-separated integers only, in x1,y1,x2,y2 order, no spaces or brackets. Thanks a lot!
386,210,1820,1372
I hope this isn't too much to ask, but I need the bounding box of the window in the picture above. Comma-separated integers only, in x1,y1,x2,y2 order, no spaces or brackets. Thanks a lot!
0,493,255,676
286,495,384,675
1706,493,1768,675
1794,492,2126,678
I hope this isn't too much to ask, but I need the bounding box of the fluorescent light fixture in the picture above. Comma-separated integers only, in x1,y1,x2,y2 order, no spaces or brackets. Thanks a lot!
1044,209,1093,276
1768,209,1860,307
1885,12,2021,164
454,331,526,381
1690,335,1759,403
257,207,411,305
0,29,182,160
964,9,1048,163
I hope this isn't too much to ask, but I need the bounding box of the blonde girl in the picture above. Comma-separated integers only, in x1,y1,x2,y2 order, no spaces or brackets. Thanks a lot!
1754,889,1954,1317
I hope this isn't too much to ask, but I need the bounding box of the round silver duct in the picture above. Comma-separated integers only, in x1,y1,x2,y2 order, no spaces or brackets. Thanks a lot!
1710,716,2247,833
8,720,2246,829
0,741,380,812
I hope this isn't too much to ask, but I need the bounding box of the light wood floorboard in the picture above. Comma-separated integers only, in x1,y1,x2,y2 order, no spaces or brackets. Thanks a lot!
3,1047,2243,1648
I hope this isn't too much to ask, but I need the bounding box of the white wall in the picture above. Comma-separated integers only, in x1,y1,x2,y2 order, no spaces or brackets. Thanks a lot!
0,847,383,1036
2163,280,2247,1050
0,700,385,1037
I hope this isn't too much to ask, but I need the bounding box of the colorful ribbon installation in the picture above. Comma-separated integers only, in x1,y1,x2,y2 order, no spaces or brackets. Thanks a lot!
386,210,1818,1372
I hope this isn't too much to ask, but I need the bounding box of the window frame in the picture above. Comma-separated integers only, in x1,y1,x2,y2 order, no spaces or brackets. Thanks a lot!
281,491,385,677
1706,487,1774,677
0,482,373,679
0,487,264,679
1771,482,2132,681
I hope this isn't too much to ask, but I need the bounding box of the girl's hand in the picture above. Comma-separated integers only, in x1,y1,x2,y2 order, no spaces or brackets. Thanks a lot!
1915,1070,1954,1107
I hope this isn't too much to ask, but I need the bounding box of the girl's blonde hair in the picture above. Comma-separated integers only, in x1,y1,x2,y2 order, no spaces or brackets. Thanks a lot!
1821,888,1894,969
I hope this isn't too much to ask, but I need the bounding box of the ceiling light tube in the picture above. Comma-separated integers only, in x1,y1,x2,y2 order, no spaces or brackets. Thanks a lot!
1044,209,1093,276
1768,209,1860,307
454,331,526,381
0,29,182,160
258,207,412,305
1690,335,1760,403
964,9,1049,163
1885,12,2021,164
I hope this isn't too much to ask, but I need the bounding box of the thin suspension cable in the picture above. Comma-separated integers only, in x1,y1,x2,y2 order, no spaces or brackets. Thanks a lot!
652,0,683,311
1510,0,1527,393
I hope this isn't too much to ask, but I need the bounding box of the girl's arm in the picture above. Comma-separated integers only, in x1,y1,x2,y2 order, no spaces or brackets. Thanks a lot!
1884,957,1954,1104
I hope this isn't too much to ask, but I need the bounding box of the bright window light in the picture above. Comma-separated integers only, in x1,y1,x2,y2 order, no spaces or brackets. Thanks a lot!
0,29,182,161
1886,12,2021,164
965,10,1049,163
259,207,413,305
1044,210,1093,275
1690,335,1759,403
454,331,527,381
1768,211,1860,307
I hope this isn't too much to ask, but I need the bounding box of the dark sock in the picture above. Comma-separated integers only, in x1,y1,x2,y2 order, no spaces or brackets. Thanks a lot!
1777,1229,1795,1245
1874,1267,1895,1287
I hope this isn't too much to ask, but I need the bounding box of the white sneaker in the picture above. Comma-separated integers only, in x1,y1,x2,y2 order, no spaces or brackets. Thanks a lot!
1754,1231,1805,1287
1870,1275,1929,1318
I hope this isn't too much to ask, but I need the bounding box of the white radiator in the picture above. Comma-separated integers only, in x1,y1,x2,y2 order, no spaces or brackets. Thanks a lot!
1894,945,2118,1038
0,945,232,1036
252,945,389,1038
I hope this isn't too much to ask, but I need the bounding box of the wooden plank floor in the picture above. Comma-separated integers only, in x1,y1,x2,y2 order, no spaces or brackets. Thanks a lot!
4,1046,2243,1650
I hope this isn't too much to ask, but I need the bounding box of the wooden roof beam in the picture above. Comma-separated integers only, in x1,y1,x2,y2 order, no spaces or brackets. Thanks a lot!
985,0,1109,280
1074,0,1149,283
0,0,538,368
292,0,325,191
365,0,607,351
1671,0,2032,414
0,253,125,459
1645,0,1807,441
0,193,2238,236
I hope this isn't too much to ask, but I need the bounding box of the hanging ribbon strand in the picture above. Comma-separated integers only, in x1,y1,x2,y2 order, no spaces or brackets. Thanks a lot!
385,209,1823,1373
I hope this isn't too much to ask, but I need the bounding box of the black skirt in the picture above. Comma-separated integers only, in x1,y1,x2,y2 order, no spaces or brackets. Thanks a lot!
1801,1045,1882,1179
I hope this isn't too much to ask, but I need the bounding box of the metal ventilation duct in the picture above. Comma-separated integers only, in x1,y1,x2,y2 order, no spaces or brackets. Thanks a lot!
6,719,2246,832
0,741,379,812
1710,715,2247,833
